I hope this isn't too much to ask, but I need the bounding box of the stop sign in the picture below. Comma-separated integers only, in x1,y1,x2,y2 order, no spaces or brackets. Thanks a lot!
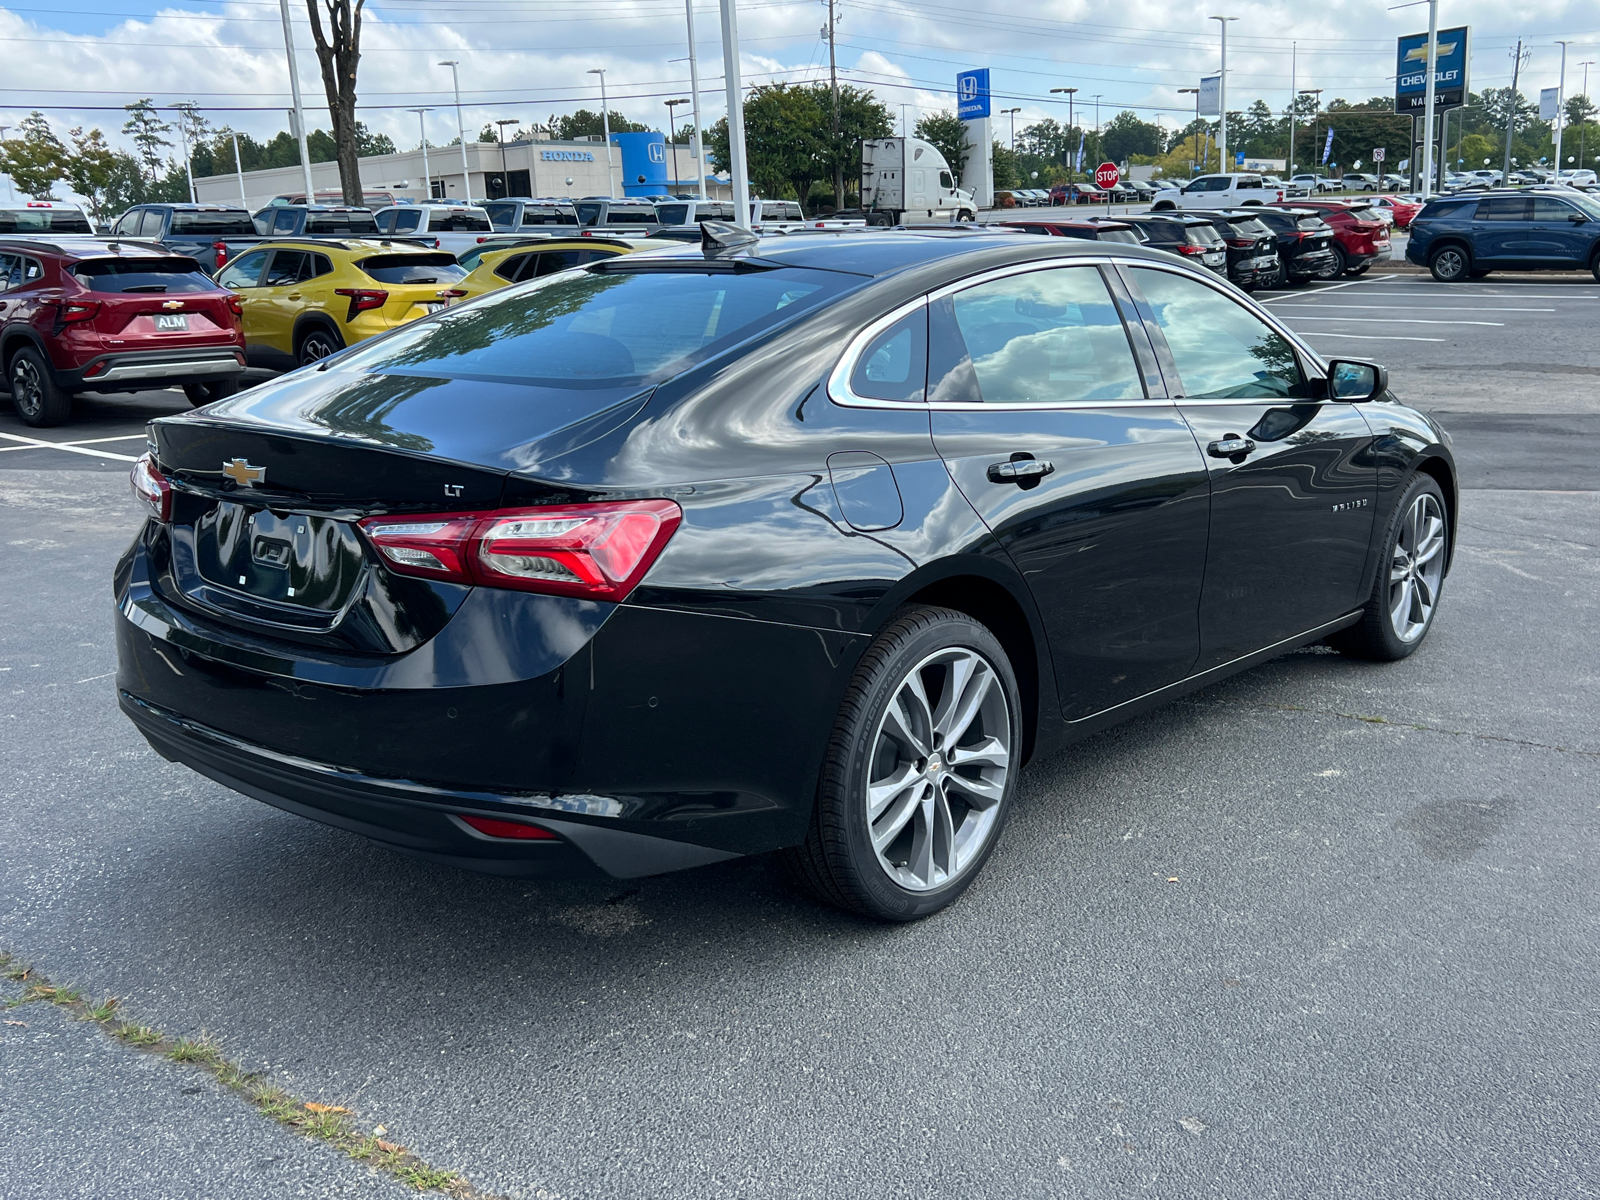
1095,162,1120,189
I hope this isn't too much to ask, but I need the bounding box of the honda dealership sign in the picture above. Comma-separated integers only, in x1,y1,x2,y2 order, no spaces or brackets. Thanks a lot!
957,69,990,120
1395,26,1469,114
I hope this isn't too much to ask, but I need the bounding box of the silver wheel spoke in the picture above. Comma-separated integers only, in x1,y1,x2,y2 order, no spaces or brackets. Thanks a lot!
871,786,922,853
881,688,931,758
930,787,957,882
867,761,921,822
944,770,1005,811
1390,578,1414,631
933,657,991,744
949,735,1008,772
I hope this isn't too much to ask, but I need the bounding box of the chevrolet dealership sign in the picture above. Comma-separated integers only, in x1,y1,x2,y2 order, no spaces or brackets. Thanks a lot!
1395,26,1469,114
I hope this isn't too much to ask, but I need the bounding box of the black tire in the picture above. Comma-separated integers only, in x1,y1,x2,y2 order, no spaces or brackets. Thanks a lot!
782,606,1023,922
182,377,240,407
1328,473,1449,662
1152,200,1176,212
1591,254,1600,283
8,345,72,427
296,325,344,366
1317,244,1347,280
1429,243,1470,282
956,209,975,223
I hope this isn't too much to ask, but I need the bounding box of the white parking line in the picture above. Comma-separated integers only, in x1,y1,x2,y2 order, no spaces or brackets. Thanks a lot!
1284,316,1504,326
1257,276,1399,304
0,431,140,462
1299,332,1447,342
1271,303,1553,312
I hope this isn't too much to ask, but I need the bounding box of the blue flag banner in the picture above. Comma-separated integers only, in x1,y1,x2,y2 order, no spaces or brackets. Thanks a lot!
1322,128,1335,166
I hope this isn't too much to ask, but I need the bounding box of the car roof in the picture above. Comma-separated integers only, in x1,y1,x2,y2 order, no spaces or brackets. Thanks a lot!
997,217,1129,229
1117,213,1213,226
0,236,189,260
138,203,248,212
245,238,456,255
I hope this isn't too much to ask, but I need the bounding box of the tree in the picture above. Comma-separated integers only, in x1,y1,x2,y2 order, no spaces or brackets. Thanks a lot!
305,0,365,205
1480,87,1538,137
64,127,120,222
824,85,893,204
915,111,969,178
550,109,650,142
992,141,1020,189
1100,110,1163,163
1,112,66,198
1566,93,1597,127
121,99,170,181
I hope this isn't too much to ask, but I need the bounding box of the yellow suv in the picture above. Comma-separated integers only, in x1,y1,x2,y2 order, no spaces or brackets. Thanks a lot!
455,236,677,300
214,239,467,368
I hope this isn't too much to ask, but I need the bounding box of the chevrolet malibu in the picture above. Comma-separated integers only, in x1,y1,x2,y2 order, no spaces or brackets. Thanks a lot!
117,228,1457,921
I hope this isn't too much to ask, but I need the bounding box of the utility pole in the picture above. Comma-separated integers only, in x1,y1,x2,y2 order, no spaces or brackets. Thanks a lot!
231,130,247,209
1556,41,1571,177
720,0,751,227
1288,42,1296,174
665,97,688,192
1504,39,1529,178
1211,15,1237,170
1419,0,1438,198
823,0,843,210
588,69,614,195
683,0,708,199
177,117,196,204
277,0,317,205
407,108,433,200
1050,86,1077,179
440,60,472,203
1303,88,1323,179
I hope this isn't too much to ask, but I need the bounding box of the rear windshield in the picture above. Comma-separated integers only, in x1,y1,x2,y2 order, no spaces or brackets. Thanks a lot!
1296,216,1329,231
429,211,492,232
655,204,689,225
306,212,379,235
170,211,256,236
1225,218,1270,236
0,208,92,233
521,209,575,226
333,265,855,387
357,254,468,284
1095,229,1141,244
606,209,658,225
1185,225,1225,247
1344,207,1376,222
71,258,216,293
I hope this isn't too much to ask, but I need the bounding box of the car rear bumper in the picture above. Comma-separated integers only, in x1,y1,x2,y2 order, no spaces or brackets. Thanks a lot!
1287,248,1337,276
62,346,245,392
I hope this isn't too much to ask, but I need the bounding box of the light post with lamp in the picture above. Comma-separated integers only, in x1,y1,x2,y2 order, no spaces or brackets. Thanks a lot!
588,68,614,196
665,98,689,193
494,119,519,198
1210,16,1238,170
1301,88,1323,183
1050,87,1078,180
438,60,472,204
1002,107,1021,151
1580,61,1595,173
407,108,434,200
1178,88,1199,172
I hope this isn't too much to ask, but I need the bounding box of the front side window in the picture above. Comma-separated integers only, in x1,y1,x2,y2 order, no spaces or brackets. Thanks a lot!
272,209,299,234
1532,196,1580,221
848,309,927,403
112,210,142,236
138,209,166,238
946,266,1143,405
0,254,17,291
216,248,270,289
392,210,422,233
1129,267,1309,400
374,210,396,234
263,251,310,288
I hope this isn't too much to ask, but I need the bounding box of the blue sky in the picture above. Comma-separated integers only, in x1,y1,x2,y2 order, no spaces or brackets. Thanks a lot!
0,0,1594,155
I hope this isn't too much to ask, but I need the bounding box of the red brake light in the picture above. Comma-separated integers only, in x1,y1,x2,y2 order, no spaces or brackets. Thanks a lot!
334,287,388,321
458,815,558,840
437,289,468,300
1225,237,1253,248
59,300,100,325
1176,243,1206,255
359,499,683,601
212,240,229,270
130,453,172,521
227,294,244,318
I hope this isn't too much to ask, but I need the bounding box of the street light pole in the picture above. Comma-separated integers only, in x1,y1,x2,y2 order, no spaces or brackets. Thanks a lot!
1178,88,1199,173
1002,106,1021,151
1288,41,1297,175
1302,88,1323,181
1211,16,1238,171
719,0,751,226
588,68,614,196
1555,41,1571,178
684,0,707,199
666,98,689,192
407,108,433,200
495,119,518,198
1050,87,1078,180
277,0,317,205
231,129,248,209
1581,61,1595,174
1419,0,1438,199
439,60,472,204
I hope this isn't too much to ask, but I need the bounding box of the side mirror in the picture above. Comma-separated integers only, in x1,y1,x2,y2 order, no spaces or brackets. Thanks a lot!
1570,213,1589,224
1325,358,1387,402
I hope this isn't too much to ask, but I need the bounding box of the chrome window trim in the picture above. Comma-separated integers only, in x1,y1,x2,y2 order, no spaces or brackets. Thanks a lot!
827,254,1330,412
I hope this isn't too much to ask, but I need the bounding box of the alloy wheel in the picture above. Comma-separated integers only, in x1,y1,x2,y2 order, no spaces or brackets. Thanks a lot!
1432,247,1466,281
1389,493,1446,642
299,333,338,364
865,647,1012,892
11,358,43,419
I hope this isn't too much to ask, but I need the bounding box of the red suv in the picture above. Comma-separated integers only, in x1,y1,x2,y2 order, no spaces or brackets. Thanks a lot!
1286,200,1392,277
0,238,245,426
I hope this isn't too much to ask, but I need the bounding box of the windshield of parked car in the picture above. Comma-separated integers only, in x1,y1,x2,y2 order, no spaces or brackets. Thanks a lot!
72,258,218,293
170,212,256,236
306,211,379,235
332,265,855,387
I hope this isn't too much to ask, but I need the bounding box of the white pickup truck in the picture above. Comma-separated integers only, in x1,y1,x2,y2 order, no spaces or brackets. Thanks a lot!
1151,173,1287,212
370,203,499,254
861,137,977,225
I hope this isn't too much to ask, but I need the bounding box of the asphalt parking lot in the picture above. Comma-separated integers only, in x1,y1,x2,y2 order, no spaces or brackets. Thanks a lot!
3,269,1598,1199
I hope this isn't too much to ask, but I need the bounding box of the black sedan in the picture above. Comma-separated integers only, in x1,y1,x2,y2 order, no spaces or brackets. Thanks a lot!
117,228,1457,921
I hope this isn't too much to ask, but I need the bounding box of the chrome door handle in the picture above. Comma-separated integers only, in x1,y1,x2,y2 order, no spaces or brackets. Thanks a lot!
987,458,1055,483
287,293,302,300
1208,437,1256,458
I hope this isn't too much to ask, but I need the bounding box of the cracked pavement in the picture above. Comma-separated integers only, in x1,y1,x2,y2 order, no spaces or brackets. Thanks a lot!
3,286,1599,1197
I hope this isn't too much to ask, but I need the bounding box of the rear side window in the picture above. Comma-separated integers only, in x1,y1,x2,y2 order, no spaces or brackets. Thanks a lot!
307,211,378,235
429,211,492,233
264,250,312,287
1475,197,1529,221
72,258,216,294
947,266,1143,404
332,266,851,386
358,254,467,284
0,208,92,233
849,309,927,403
0,254,44,291
170,212,256,236
493,253,534,283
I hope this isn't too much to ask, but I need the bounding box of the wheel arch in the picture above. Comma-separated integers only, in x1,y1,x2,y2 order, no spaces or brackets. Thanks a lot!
292,312,345,356
2,329,51,374
1411,451,1459,575
1427,236,1473,264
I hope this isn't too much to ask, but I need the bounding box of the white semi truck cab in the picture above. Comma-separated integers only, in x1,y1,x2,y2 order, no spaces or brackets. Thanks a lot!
861,138,977,226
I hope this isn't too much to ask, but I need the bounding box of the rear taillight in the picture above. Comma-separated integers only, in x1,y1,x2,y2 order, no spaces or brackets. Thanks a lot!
458,815,558,840
1176,243,1206,255
437,288,468,301
130,453,171,521
212,240,229,270
359,499,683,601
1225,237,1253,248
227,294,244,318
56,300,101,327
334,287,389,321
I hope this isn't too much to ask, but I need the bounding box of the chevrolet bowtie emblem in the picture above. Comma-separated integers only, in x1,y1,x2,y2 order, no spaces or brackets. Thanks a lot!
161,300,185,310
222,458,265,487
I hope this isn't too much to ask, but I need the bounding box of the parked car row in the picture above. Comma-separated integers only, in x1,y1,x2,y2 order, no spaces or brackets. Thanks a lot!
1406,186,1600,281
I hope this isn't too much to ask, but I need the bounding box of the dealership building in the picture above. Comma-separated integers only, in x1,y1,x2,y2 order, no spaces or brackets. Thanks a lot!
192,131,727,209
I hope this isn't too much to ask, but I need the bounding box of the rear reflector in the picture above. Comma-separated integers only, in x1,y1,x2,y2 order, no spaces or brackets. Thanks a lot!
130,453,172,521
360,499,682,601
459,815,558,840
